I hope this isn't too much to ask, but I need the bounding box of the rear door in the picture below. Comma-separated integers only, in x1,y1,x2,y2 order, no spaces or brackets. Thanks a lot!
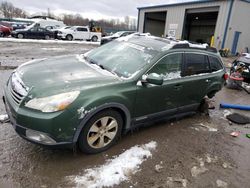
27,27,38,39
177,52,211,112
75,27,89,40
134,52,184,118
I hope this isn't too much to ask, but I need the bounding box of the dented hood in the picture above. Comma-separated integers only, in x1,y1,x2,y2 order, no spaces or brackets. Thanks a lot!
15,55,120,97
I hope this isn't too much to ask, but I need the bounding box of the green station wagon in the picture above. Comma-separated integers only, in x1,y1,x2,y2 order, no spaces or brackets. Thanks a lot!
3,36,227,153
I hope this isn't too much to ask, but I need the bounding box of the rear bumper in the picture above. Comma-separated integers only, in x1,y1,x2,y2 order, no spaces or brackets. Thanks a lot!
2,95,74,149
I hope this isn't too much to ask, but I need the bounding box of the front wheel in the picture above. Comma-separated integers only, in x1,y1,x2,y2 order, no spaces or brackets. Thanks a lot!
78,110,123,154
91,36,98,42
45,35,50,40
17,33,24,39
66,34,73,41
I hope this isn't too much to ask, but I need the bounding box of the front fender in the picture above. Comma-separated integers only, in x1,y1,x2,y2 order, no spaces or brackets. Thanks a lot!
72,102,131,143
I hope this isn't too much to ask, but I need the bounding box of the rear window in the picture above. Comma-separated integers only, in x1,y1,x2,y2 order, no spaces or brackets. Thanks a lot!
183,53,210,76
77,27,88,32
208,56,223,72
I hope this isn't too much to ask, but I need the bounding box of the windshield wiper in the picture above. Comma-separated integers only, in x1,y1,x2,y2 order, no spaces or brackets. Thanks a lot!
83,56,119,76
83,56,97,65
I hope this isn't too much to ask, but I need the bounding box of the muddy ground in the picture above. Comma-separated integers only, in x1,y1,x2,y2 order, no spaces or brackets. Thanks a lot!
0,41,250,188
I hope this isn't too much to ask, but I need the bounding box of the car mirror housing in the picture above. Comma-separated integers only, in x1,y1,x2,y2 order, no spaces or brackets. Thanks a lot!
143,73,163,85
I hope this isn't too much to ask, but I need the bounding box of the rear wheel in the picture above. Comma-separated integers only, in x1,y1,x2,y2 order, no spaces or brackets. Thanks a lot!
17,33,24,39
45,35,50,40
91,36,98,42
66,34,73,41
78,110,123,154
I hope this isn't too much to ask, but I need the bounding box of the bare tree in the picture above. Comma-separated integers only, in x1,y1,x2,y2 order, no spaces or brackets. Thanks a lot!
0,1,27,18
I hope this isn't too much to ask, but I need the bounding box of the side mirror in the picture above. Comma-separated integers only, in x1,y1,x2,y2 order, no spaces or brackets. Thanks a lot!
143,73,163,85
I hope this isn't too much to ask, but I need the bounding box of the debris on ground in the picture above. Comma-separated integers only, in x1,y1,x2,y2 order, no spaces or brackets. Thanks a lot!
223,110,232,118
216,179,228,188
0,114,9,123
199,123,218,132
222,162,233,169
226,113,250,124
154,164,163,173
166,177,188,188
230,132,240,137
205,154,218,163
191,158,208,177
246,134,250,139
220,103,250,111
69,141,157,187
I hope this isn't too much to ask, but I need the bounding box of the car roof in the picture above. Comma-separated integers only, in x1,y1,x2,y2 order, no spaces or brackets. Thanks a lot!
118,35,217,54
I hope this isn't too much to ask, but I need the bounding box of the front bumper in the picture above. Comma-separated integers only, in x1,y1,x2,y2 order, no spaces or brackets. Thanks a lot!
57,33,67,39
3,95,74,149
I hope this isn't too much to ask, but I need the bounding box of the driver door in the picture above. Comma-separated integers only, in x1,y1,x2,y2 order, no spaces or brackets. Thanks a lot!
134,52,184,118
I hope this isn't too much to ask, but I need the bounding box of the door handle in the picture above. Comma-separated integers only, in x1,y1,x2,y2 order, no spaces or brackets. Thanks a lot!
174,84,182,90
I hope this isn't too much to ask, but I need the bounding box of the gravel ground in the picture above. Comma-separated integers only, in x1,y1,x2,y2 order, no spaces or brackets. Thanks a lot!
0,41,250,188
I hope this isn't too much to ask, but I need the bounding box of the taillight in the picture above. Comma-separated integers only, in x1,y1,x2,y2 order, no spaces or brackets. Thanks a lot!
223,73,229,80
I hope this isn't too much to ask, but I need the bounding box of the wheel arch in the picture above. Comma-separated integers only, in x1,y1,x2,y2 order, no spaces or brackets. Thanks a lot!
206,82,222,98
73,102,131,143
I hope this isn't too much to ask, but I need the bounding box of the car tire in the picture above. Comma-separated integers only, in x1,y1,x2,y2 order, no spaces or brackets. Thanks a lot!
91,36,98,42
0,32,4,37
45,35,50,40
66,34,73,41
17,33,24,39
78,110,123,154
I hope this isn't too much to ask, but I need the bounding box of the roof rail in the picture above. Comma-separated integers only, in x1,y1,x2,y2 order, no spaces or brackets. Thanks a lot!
172,42,217,53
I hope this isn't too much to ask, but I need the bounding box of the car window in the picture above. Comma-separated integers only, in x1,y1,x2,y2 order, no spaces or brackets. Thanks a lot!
208,56,223,72
148,53,182,80
30,27,38,32
77,27,88,32
85,41,158,78
38,28,45,32
121,32,129,37
183,53,210,76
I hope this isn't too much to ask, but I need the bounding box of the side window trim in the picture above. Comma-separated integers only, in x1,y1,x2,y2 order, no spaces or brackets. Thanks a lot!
146,52,184,81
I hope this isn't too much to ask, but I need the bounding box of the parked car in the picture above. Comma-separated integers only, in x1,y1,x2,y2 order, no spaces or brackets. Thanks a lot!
46,26,71,39
57,26,101,41
11,26,55,39
230,53,250,83
0,24,12,37
3,36,227,154
101,31,136,45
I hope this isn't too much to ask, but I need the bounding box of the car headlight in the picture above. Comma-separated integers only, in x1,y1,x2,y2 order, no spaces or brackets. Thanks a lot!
25,91,80,112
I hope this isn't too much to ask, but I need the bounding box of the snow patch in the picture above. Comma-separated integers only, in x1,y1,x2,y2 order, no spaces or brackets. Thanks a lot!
199,123,218,132
162,71,181,80
178,40,208,49
69,141,157,188
0,37,100,45
41,47,65,51
0,114,9,123
223,110,232,117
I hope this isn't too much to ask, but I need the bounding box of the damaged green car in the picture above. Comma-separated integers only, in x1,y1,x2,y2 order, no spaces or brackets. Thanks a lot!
3,36,227,153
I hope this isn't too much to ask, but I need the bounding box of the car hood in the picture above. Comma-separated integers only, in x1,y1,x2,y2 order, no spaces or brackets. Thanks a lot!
14,28,28,32
15,55,120,97
102,36,117,40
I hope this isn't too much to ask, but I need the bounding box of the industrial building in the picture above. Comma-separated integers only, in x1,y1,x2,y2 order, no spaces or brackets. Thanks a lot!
137,0,250,54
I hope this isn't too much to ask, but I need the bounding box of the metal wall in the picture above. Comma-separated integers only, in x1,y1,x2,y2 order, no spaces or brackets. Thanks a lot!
226,0,250,53
138,1,231,49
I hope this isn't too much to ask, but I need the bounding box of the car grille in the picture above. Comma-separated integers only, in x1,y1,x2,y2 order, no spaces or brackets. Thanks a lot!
9,72,28,105
10,84,25,104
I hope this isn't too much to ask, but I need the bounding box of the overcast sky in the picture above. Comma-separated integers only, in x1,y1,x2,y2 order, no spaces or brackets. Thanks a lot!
1,0,194,20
